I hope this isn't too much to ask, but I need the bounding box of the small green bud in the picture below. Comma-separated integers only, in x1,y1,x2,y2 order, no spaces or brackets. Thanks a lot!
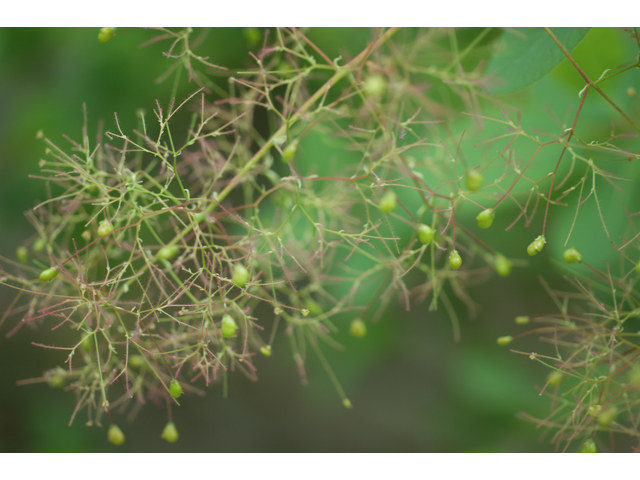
494,255,512,277
128,355,145,369
476,208,495,229
563,247,582,264
449,250,462,270
260,345,272,357
158,245,179,261
547,371,564,387
581,439,596,453
465,169,483,192
33,238,46,253
363,74,387,98
515,315,530,325
221,314,238,338
108,424,125,445
161,422,179,443
81,230,92,242
232,264,250,288
497,335,513,346
342,398,353,409
39,267,58,282
587,405,601,418
282,140,299,164
16,246,29,264
47,372,65,389
349,319,367,338
97,220,114,237
627,86,637,98
597,406,617,427
379,191,397,214
417,224,434,245
527,235,546,256
169,379,183,399
98,28,116,44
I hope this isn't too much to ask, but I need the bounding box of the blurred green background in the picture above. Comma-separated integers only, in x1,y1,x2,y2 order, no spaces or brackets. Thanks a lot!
0,27,638,453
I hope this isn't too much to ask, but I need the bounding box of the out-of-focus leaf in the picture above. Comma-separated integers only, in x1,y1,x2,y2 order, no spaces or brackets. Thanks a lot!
485,28,590,94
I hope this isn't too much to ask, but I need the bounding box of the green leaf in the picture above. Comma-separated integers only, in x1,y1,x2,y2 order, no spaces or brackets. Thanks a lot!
485,28,591,94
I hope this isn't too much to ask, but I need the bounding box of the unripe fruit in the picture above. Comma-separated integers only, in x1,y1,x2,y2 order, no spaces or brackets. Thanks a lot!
128,355,145,369
81,230,92,242
108,424,125,445
282,140,299,164
349,319,367,338
97,220,114,237
562,247,582,264
597,406,617,427
157,245,179,261
515,315,530,325
379,191,397,214
627,86,637,98
635,261,640,274
363,74,387,98
527,235,546,256
221,314,238,338
417,224,434,245
39,267,58,282
16,246,28,264
47,372,65,389
547,371,564,387
465,169,483,192
98,28,115,44
306,299,322,316
494,255,512,277
449,250,462,270
496,335,513,346
169,379,183,399
161,422,179,443
232,264,250,288
260,345,272,357
581,439,596,453
33,238,46,253
476,208,495,229
587,404,601,418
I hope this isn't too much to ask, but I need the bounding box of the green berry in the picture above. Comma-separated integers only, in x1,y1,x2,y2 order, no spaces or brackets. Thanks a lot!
33,238,46,253
232,264,250,288
16,246,29,264
98,28,115,44
527,235,546,256
282,140,299,164
128,355,145,369
563,247,582,264
158,245,179,261
379,191,397,214
97,220,114,237
449,250,462,270
169,379,183,399
108,424,125,445
587,405,601,418
581,439,597,453
260,345,272,357
39,267,58,282
496,335,513,346
597,407,617,427
465,169,483,192
515,315,530,325
47,372,65,389
363,74,387,98
494,255,512,277
221,314,238,338
417,224,434,245
349,319,367,338
476,208,495,229
81,230,92,242
547,371,564,387
161,422,179,443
